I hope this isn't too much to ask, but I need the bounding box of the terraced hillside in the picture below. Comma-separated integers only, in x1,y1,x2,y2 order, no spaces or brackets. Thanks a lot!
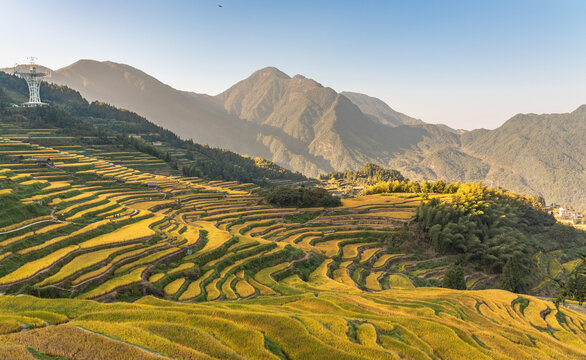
0,290,585,359
0,132,492,302
0,134,413,299
0,132,583,300
0,131,585,358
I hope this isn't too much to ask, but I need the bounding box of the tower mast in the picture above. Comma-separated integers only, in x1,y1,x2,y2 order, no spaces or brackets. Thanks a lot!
13,57,49,107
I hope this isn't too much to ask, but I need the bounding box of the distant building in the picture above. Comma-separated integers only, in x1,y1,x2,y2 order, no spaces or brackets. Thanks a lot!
556,207,584,224
36,157,51,166
152,141,163,146
146,182,158,188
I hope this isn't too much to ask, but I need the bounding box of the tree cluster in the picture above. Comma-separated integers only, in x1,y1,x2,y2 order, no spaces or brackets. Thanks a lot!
257,186,342,208
363,179,460,195
416,183,561,291
320,163,405,186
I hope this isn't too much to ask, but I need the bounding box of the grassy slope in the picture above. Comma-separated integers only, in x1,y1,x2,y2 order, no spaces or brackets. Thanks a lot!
0,290,585,359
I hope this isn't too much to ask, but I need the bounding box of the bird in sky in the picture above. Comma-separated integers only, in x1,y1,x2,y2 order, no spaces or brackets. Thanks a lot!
218,4,222,7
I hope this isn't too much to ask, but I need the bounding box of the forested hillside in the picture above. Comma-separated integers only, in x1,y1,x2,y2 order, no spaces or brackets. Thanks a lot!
461,107,586,208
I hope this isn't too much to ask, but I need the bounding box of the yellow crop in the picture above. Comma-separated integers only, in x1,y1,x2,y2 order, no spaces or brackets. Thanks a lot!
20,188,73,204
72,243,166,285
149,273,165,283
356,322,379,348
164,278,186,296
18,220,111,255
221,274,238,300
67,200,117,220
0,216,52,233
365,271,384,291
247,278,276,296
167,262,195,275
313,239,346,257
387,274,414,289
0,222,70,248
205,278,222,301
49,192,93,206
342,242,377,259
190,221,232,255
1,323,163,359
79,215,161,249
303,259,360,293
254,262,289,288
0,245,78,285
79,266,145,299
360,247,382,263
234,280,256,298
37,244,137,286
332,261,358,289
114,248,179,275
179,269,215,301
373,253,405,268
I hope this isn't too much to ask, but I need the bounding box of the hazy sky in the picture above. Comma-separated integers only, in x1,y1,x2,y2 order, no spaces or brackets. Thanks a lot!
2,0,585,129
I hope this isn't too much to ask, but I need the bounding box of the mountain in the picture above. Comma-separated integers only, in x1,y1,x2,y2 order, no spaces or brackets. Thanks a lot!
462,106,586,207
49,62,463,176
340,91,424,127
39,60,586,207
49,60,272,159
214,67,455,175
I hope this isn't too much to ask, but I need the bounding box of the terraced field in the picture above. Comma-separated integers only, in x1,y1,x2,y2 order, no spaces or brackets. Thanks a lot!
0,289,584,359
0,133,580,301
1,130,585,359
0,135,421,300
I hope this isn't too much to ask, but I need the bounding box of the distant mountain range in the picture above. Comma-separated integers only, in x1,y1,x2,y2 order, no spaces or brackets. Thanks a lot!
23,60,585,207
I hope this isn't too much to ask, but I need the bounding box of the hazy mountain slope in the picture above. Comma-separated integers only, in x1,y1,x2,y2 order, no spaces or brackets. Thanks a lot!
215,67,458,175
47,61,460,178
463,106,586,207
50,60,269,158
340,91,424,127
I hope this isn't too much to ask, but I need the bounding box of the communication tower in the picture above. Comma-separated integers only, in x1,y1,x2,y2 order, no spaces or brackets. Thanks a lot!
13,57,50,107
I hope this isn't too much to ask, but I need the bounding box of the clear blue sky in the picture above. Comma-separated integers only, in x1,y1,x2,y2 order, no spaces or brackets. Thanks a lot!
2,0,585,129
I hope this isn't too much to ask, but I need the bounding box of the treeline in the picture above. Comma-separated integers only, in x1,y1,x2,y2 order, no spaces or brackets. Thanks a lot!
320,163,405,185
0,72,306,185
0,86,12,105
363,179,461,195
257,186,341,208
181,143,305,184
415,182,583,292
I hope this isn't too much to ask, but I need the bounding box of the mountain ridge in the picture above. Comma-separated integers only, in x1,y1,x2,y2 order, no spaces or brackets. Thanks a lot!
18,59,585,207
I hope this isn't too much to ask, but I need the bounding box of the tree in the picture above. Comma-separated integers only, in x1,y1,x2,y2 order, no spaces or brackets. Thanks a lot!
553,254,585,308
443,264,466,290
500,259,523,293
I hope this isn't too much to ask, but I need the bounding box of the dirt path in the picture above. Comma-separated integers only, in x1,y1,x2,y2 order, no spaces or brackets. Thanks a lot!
0,219,64,235
74,325,170,359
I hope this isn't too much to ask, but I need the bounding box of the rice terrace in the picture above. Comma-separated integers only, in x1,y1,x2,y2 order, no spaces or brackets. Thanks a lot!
1,1,586,359
0,128,584,359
